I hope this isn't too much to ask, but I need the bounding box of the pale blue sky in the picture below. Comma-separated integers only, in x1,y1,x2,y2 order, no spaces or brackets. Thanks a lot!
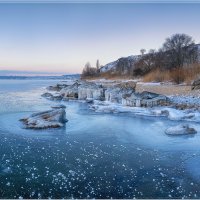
0,3,200,73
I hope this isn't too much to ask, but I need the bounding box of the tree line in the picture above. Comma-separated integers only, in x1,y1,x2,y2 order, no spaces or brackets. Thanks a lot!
81,59,101,78
81,33,199,78
133,33,199,76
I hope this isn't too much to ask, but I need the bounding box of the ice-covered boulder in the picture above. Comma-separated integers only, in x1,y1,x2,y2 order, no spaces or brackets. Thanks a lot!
47,83,69,91
105,81,136,103
41,92,62,101
165,124,197,135
60,82,80,100
78,82,105,100
20,106,67,129
51,104,66,109
50,94,63,101
192,79,200,90
122,91,168,107
41,92,53,99
43,81,105,101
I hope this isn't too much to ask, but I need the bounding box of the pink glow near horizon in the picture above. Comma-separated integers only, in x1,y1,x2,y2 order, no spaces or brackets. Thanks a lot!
0,4,200,73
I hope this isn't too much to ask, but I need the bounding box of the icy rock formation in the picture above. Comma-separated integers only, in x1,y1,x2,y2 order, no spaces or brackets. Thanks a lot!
41,92,53,99
105,81,136,103
78,82,105,100
20,106,67,129
51,104,66,109
41,93,62,101
122,91,168,107
43,80,168,108
47,83,69,91
60,82,80,100
165,124,197,135
43,81,105,101
192,78,200,90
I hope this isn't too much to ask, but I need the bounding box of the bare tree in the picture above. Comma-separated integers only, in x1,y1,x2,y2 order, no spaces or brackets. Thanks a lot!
140,49,146,56
149,49,156,54
133,49,158,76
81,62,97,78
162,33,196,68
96,59,100,70
82,62,91,76
96,59,101,75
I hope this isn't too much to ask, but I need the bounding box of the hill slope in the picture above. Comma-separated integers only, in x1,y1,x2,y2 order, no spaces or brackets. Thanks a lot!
99,44,200,78
100,55,140,75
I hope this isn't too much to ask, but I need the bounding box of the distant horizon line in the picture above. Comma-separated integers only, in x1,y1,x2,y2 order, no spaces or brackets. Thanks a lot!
0,70,80,76
0,74,79,77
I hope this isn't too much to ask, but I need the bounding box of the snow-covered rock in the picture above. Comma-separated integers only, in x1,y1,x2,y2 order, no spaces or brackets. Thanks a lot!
122,91,168,107
60,81,80,100
90,100,155,115
20,106,67,129
51,104,66,109
89,99,200,123
50,94,63,101
41,92,63,101
105,81,136,103
41,92,53,99
78,82,105,100
152,107,200,122
47,83,69,91
165,124,197,136
43,81,105,101
192,78,200,90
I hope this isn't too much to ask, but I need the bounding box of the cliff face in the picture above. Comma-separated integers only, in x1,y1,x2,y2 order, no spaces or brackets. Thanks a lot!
100,55,140,76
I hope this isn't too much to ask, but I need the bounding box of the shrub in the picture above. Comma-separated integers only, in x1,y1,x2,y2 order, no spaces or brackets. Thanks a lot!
143,64,200,84
143,69,170,82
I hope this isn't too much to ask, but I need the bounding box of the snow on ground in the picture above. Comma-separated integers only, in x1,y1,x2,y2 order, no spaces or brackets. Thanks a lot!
169,95,200,106
99,60,118,73
90,100,152,115
89,79,117,83
89,79,140,84
137,82,161,86
99,55,139,73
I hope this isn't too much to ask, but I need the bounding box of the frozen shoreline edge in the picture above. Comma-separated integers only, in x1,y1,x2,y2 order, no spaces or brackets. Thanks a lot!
42,79,200,124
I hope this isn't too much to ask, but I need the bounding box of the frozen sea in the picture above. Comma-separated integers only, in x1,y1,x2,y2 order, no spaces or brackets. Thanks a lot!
0,78,200,198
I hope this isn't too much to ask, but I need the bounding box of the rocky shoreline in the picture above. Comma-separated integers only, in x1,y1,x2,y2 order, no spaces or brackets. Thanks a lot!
136,81,200,110
41,79,200,110
42,80,170,107
19,79,200,135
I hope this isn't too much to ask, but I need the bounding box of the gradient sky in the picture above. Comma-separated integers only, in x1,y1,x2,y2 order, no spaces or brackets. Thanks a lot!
0,3,200,74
